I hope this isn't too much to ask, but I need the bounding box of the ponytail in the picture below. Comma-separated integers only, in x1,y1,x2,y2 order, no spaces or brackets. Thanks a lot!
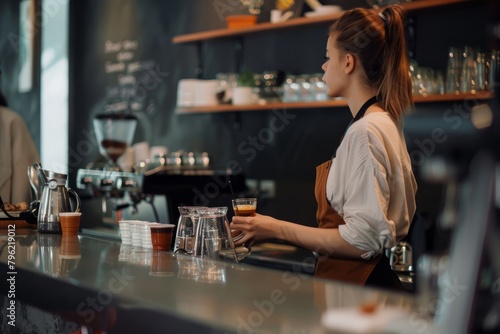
330,5,412,120
377,6,412,121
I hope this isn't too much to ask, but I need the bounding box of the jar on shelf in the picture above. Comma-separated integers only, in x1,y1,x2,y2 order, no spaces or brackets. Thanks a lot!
297,74,313,102
309,73,327,101
282,75,300,102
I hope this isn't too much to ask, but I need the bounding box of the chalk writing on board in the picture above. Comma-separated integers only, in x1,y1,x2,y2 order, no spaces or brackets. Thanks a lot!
103,39,159,114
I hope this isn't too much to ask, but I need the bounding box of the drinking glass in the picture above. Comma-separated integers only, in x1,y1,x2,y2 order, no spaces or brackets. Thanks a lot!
174,206,206,254
475,52,487,91
231,198,257,216
446,47,462,94
460,46,477,93
488,50,500,91
231,198,258,260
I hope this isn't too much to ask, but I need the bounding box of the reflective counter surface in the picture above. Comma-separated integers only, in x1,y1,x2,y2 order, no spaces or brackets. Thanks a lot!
0,229,421,333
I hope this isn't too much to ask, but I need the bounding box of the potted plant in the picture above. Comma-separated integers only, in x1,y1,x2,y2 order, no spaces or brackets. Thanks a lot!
232,70,257,105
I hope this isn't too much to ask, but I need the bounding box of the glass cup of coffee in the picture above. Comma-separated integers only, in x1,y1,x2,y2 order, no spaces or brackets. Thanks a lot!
231,197,257,241
150,223,175,251
231,198,257,260
232,198,257,217
59,212,82,236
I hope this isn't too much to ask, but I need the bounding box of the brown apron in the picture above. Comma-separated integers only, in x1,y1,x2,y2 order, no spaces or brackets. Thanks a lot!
313,159,381,285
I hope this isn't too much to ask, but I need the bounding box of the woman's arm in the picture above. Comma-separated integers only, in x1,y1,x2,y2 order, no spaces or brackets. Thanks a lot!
231,214,366,258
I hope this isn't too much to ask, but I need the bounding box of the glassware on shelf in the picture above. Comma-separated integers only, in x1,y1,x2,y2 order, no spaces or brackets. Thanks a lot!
444,46,498,95
297,74,313,102
216,72,238,104
282,74,300,102
486,50,499,92
261,71,282,102
281,73,328,102
445,47,462,94
475,52,487,92
460,46,477,94
310,73,328,101
410,61,445,97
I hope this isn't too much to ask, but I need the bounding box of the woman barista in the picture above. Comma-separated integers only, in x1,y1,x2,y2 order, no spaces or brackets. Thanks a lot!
231,6,417,290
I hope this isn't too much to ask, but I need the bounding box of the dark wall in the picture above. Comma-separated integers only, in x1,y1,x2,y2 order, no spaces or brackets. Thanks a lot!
0,0,41,151
65,0,491,232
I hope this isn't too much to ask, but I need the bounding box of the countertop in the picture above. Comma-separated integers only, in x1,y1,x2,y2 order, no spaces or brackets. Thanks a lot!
0,229,421,333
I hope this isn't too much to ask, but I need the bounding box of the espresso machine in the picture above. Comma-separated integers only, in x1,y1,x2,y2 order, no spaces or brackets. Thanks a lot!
76,113,247,230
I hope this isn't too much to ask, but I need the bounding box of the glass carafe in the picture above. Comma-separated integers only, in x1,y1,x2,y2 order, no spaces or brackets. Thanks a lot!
174,206,206,254
194,207,238,262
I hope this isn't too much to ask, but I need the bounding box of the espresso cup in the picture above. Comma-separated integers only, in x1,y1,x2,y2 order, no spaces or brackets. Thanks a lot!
59,212,82,236
150,224,175,251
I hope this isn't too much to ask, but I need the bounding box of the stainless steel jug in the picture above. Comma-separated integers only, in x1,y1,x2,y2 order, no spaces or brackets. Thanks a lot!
389,241,413,272
37,169,81,233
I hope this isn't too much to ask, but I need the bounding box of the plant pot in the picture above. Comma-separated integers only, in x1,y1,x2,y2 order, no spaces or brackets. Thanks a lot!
232,87,256,105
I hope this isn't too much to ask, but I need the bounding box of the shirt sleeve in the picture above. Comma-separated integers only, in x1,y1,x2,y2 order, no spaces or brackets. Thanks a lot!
338,160,396,259
332,119,398,259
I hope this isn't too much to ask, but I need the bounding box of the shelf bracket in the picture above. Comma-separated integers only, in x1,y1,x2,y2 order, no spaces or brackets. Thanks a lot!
232,112,242,131
234,37,244,74
195,42,204,78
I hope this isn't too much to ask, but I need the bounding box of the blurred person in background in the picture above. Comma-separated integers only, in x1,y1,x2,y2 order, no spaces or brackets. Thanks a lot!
0,72,40,204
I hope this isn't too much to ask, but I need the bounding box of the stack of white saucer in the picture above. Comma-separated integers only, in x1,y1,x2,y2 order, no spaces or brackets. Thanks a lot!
177,79,199,107
194,80,219,106
177,79,219,107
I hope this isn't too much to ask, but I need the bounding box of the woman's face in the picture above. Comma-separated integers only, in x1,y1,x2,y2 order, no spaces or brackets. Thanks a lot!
321,35,347,98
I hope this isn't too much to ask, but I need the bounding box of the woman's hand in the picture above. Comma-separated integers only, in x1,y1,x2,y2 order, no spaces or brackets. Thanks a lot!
230,213,280,247
231,214,367,258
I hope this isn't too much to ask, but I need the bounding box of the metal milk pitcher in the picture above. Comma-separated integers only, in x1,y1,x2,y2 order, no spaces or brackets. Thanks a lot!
389,241,413,272
37,169,81,233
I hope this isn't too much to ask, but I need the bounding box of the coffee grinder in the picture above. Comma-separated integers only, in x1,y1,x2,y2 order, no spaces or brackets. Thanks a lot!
78,113,149,225
93,113,137,171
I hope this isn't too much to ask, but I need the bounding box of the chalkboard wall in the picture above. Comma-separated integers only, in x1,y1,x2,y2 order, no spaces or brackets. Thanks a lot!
68,0,491,234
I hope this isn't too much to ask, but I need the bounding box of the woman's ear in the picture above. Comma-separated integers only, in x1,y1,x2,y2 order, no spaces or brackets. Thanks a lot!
344,53,356,75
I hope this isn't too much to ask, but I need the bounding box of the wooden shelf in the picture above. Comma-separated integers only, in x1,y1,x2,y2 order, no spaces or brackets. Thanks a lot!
172,0,471,44
175,92,493,114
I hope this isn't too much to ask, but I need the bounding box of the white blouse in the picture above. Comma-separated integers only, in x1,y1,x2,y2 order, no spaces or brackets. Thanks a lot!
326,112,417,259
